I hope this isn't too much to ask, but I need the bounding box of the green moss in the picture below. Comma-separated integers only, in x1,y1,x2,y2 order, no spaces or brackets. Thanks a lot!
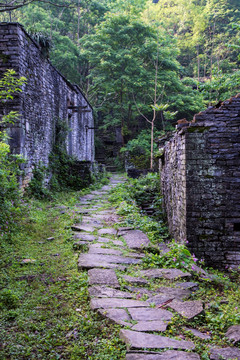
204,174,214,179
187,126,210,133
198,217,207,221
0,52,10,64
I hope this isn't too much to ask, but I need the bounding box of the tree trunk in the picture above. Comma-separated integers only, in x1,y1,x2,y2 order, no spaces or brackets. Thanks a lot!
150,119,154,170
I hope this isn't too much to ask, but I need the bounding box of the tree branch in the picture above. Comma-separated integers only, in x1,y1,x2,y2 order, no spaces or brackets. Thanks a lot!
0,0,75,12
132,93,152,124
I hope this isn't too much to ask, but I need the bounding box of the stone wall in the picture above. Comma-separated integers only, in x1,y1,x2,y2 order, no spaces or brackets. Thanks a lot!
160,133,187,243
160,94,240,268
0,22,94,184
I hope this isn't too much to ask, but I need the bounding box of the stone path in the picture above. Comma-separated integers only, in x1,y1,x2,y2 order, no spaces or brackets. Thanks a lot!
72,175,240,360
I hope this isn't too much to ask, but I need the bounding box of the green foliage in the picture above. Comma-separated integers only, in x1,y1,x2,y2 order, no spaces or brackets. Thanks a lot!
144,239,201,271
109,173,169,241
199,68,240,103
81,14,182,133
0,142,25,237
27,30,52,58
0,70,26,240
26,164,51,199
0,69,26,101
121,129,168,169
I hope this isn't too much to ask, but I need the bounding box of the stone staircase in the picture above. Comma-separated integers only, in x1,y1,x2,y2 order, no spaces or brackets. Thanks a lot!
71,175,240,360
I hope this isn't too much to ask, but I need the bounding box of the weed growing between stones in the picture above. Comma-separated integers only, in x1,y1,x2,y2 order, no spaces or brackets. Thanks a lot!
109,173,240,359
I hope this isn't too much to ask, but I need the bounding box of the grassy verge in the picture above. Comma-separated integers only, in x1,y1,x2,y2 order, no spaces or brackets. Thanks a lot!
0,181,126,360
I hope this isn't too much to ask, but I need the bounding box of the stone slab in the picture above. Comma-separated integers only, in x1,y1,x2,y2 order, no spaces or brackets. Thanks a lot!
79,257,126,270
185,328,211,340
176,282,199,291
148,287,191,303
88,269,120,288
90,298,150,310
78,253,141,267
120,329,195,350
90,191,107,195
127,252,145,259
118,228,135,236
77,209,90,214
140,269,191,280
80,194,95,200
81,217,102,226
147,295,175,306
126,351,200,360
168,300,203,319
225,325,240,343
158,243,171,254
131,321,169,332
101,185,112,191
98,228,117,235
209,347,240,360
88,246,122,256
128,308,173,321
98,308,131,326
123,275,148,285
98,237,124,246
123,230,150,249
73,233,96,241
89,286,134,298
125,286,154,297
71,224,96,233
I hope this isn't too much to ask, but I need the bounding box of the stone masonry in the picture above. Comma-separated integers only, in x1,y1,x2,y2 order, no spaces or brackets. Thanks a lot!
160,94,240,269
0,22,94,184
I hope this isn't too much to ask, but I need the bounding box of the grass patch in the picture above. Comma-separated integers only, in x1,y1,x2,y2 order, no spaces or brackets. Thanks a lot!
0,183,126,360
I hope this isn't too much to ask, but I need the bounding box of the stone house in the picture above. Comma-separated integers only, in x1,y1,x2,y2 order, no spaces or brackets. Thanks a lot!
0,22,94,185
160,94,240,268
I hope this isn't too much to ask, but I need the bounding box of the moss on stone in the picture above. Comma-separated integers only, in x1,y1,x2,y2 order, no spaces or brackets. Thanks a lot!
0,51,10,64
187,126,210,133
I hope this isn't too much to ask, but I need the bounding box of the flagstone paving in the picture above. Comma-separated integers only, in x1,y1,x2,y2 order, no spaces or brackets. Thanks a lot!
72,174,240,360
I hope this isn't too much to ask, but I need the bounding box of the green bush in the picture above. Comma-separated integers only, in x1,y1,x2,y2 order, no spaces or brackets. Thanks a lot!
26,164,51,199
120,130,163,169
0,70,26,240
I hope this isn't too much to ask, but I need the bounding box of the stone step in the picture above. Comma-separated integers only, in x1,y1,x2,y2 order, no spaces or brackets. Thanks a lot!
88,286,135,299
78,254,141,270
122,230,150,249
140,268,191,280
88,269,120,288
120,329,195,350
128,307,173,321
90,297,150,310
126,351,200,360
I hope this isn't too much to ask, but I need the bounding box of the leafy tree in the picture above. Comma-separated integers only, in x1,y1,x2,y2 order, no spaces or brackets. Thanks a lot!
82,14,183,143
0,0,74,13
144,0,239,78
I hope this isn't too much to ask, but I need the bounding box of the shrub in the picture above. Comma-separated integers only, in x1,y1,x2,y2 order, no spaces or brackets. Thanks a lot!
0,70,26,240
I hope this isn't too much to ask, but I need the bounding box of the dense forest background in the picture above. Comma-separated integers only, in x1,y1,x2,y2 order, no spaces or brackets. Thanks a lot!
1,0,240,167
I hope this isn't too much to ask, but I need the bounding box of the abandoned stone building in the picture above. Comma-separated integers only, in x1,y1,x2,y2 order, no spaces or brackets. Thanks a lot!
160,94,240,268
0,22,94,184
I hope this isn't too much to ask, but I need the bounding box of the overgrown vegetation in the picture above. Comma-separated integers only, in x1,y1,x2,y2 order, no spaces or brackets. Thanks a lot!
27,118,102,199
0,69,26,241
0,183,126,360
109,173,240,359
